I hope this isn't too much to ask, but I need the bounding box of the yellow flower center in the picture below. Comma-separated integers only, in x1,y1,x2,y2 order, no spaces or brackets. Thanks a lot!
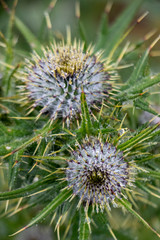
51,45,89,78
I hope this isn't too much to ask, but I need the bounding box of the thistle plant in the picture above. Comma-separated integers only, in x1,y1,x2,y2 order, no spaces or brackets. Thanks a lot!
0,1,160,240
23,40,112,125
66,137,134,212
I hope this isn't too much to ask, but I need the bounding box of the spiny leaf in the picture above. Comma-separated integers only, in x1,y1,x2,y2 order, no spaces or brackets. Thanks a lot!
95,12,108,51
134,98,159,116
101,127,117,134
148,129,160,140
0,136,31,156
136,182,160,199
6,63,20,95
118,74,160,102
38,0,57,41
10,188,72,236
79,206,91,240
2,0,17,95
22,155,68,161
103,0,143,57
0,122,53,160
15,17,41,53
135,154,160,163
123,35,160,90
78,21,87,51
139,171,160,179
119,198,160,238
0,121,10,135
0,134,38,159
8,151,22,190
126,74,160,94
122,49,149,90
118,123,159,151
80,91,93,136
70,211,79,240
75,1,87,50
0,175,55,200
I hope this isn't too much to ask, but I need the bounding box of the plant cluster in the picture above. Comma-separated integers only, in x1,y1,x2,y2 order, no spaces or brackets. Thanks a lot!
0,0,160,240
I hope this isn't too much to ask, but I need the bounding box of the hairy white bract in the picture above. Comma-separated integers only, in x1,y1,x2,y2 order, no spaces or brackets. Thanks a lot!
66,138,133,211
24,41,112,124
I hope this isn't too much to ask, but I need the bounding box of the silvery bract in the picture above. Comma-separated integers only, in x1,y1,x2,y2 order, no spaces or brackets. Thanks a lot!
66,137,134,212
24,41,112,125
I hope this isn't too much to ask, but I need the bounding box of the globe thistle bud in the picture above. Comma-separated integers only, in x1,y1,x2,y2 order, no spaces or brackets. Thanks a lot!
66,138,134,212
23,41,113,125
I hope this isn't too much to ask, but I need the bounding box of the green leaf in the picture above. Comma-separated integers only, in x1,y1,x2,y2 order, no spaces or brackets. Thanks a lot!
135,154,160,163
6,63,20,96
80,91,93,136
0,122,53,160
2,1,17,95
95,13,108,51
119,198,160,238
0,122,9,135
0,135,31,156
78,21,87,51
118,124,158,151
139,171,160,179
136,182,160,199
134,98,159,116
70,211,79,240
75,2,87,50
103,0,143,57
149,129,160,140
79,206,91,240
23,155,68,161
10,188,72,236
127,74,160,95
122,49,149,90
0,175,55,200
15,17,41,53
118,74,160,102
8,151,23,190
38,0,57,41
101,127,117,134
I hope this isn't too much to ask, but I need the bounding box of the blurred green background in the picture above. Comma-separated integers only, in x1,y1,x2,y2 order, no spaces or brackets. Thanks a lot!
1,0,160,71
0,0,160,239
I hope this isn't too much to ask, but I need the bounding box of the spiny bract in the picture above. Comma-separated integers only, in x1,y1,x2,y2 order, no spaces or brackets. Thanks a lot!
23,40,112,125
66,137,134,212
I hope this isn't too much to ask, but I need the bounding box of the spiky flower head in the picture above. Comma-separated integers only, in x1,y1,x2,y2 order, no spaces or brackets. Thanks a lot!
66,137,134,212
24,40,113,124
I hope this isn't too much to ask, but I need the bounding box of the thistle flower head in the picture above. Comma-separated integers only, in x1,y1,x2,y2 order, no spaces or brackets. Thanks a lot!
66,137,134,211
24,41,112,124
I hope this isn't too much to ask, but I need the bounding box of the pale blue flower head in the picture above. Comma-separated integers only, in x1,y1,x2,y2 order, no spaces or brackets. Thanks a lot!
67,137,134,212
24,41,112,124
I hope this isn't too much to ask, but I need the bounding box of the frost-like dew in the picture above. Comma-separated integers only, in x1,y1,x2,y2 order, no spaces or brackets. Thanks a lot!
24,41,112,124
66,138,134,211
